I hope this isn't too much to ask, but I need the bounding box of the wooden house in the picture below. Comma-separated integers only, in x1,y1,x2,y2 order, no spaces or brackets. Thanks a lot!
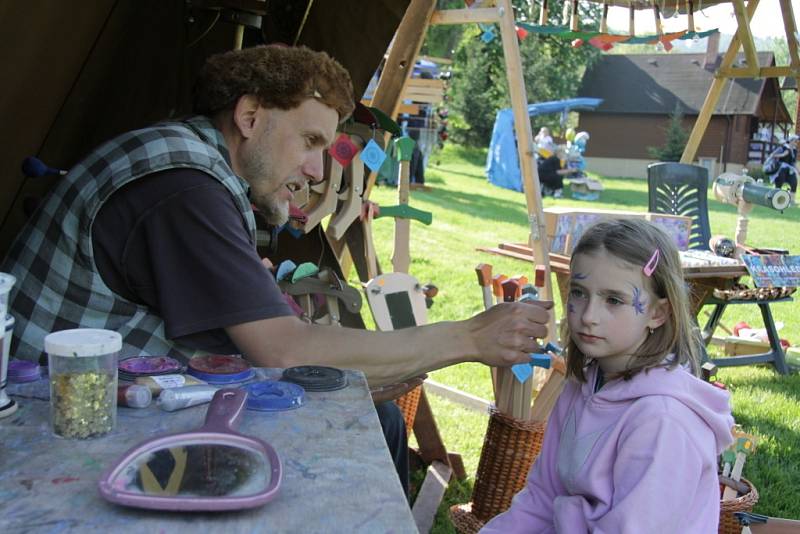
576,35,792,179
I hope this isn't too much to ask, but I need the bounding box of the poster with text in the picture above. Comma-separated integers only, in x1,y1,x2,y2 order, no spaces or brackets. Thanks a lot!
741,255,800,288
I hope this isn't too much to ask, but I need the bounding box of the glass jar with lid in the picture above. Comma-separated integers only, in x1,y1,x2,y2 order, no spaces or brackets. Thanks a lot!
45,329,122,439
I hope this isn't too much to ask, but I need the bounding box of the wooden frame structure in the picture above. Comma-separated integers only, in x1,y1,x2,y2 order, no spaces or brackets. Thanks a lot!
363,0,558,424
682,0,800,162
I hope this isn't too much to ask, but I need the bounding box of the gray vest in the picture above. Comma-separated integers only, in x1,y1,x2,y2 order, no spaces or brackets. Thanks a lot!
3,116,256,362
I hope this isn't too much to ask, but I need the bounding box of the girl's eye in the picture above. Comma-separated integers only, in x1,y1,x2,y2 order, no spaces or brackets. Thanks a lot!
569,288,585,299
607,296,624,306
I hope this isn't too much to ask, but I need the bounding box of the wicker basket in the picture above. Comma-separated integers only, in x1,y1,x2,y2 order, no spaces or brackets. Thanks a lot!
714,284,796,301
394,385,422,434
450,408,546,533
719,477,759,534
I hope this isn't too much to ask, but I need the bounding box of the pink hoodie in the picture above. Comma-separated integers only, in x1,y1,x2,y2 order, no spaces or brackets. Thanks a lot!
481,363,734,534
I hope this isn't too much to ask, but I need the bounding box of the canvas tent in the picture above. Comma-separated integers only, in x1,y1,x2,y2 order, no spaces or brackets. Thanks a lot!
486,98,602,192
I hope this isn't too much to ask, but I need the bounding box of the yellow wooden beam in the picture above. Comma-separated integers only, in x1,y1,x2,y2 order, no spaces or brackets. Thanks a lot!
681,0,760,163
732,0,759,73
417,55,453,65
495,0,555,334
430,7,500,25
363,0,436,199
405,78,445,90
718,65,800,78
780,0,800,67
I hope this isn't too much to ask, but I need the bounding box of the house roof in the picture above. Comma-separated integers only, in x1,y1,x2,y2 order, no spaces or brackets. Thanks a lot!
577,52,783,118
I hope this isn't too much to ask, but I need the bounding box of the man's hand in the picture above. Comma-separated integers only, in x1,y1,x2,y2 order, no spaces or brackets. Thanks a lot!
466,300,553,367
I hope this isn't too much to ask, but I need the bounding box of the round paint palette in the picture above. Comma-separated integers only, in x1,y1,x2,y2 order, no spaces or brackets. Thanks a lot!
281,365,347,392
243,380,305,412
187,354,254,384
118,356,183,381
8,360,41,383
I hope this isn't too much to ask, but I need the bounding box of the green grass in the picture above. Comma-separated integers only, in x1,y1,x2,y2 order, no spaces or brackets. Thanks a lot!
361,143,800,531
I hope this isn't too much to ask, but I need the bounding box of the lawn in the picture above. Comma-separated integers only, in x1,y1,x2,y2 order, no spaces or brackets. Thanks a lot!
361,143,800,532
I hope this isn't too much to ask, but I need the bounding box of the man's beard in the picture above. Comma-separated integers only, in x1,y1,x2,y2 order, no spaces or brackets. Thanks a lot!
256,193,289,226
239,139,290,226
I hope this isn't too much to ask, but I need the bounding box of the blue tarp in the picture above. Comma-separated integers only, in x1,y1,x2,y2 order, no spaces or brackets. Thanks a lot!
486,98,603,192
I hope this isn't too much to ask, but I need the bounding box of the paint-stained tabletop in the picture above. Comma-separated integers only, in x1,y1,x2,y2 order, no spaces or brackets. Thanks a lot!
1,369,416,533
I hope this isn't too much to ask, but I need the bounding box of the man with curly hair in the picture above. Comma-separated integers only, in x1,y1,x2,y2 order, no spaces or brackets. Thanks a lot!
3,45,552,494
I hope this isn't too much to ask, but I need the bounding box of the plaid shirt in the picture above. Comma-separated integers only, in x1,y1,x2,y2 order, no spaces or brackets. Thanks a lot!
2,116,256,362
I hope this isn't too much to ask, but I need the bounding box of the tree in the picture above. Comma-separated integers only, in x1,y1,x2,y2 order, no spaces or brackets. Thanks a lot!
446,0,601,147
648,105,689,162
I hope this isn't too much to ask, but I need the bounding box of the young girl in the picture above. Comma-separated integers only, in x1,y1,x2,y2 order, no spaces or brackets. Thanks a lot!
481,219,734,533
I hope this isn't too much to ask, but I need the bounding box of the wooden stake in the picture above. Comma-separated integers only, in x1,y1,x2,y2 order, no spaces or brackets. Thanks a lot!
539,0,549,26
687,1,695,33
530,354,566,421
475,263,498,398
600,2,609,33
629,3,635,36
492,274,508,305
570,0,579,32
653,2,663,42
363,203,378,280
392,157,412,274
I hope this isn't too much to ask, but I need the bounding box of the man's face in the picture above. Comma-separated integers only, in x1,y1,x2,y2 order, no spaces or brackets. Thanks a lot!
238,99,338,225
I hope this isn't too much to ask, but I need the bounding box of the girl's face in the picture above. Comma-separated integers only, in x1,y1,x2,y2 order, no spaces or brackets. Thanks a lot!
567,249,668,374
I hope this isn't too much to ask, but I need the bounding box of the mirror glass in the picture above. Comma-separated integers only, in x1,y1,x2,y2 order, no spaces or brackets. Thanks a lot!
109,440,271,497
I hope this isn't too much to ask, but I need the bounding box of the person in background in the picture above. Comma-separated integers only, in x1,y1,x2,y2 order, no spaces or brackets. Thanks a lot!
2,45,553,497
534,126,555,156
481,219,733,533
537,147,575,198
766,134,798,204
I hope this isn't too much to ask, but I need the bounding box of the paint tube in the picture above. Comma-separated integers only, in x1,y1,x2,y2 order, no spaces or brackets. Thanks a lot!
117,383,152,408
157,385,220,412
134,373,206,395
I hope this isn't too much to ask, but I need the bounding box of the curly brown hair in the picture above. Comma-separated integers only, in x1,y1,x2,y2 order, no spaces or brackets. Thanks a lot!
194,45,354,121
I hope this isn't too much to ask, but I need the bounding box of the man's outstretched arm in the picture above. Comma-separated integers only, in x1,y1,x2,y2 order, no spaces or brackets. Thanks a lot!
226,300,553,387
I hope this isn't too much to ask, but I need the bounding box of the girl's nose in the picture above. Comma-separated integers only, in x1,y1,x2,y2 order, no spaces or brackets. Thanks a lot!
580,299,599,325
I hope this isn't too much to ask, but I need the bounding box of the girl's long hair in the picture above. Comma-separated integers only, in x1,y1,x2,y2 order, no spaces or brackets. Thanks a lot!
563,218,702,382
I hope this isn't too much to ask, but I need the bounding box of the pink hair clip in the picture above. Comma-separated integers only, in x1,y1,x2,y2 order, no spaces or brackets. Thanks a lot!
643,248,660,277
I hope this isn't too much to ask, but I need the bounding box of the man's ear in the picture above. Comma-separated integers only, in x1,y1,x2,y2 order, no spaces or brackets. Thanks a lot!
232,94,261,139
648,297,670,330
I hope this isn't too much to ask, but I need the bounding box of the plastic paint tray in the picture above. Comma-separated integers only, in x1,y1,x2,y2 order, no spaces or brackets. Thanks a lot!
243,380,305,412
281,366,347,392
118,356,183,380
187,355,254,385
8,360,41,383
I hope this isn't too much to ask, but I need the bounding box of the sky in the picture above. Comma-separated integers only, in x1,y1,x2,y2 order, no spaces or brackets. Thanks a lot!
605,0,799,39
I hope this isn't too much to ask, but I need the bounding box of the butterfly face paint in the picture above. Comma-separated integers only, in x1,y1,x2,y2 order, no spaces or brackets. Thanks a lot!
632,286,647,315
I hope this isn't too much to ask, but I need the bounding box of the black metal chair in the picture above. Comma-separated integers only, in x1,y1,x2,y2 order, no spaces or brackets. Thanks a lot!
647,162,790,374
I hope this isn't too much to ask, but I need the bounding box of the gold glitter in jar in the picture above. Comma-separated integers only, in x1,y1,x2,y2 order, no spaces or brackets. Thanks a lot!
52,371,115,438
